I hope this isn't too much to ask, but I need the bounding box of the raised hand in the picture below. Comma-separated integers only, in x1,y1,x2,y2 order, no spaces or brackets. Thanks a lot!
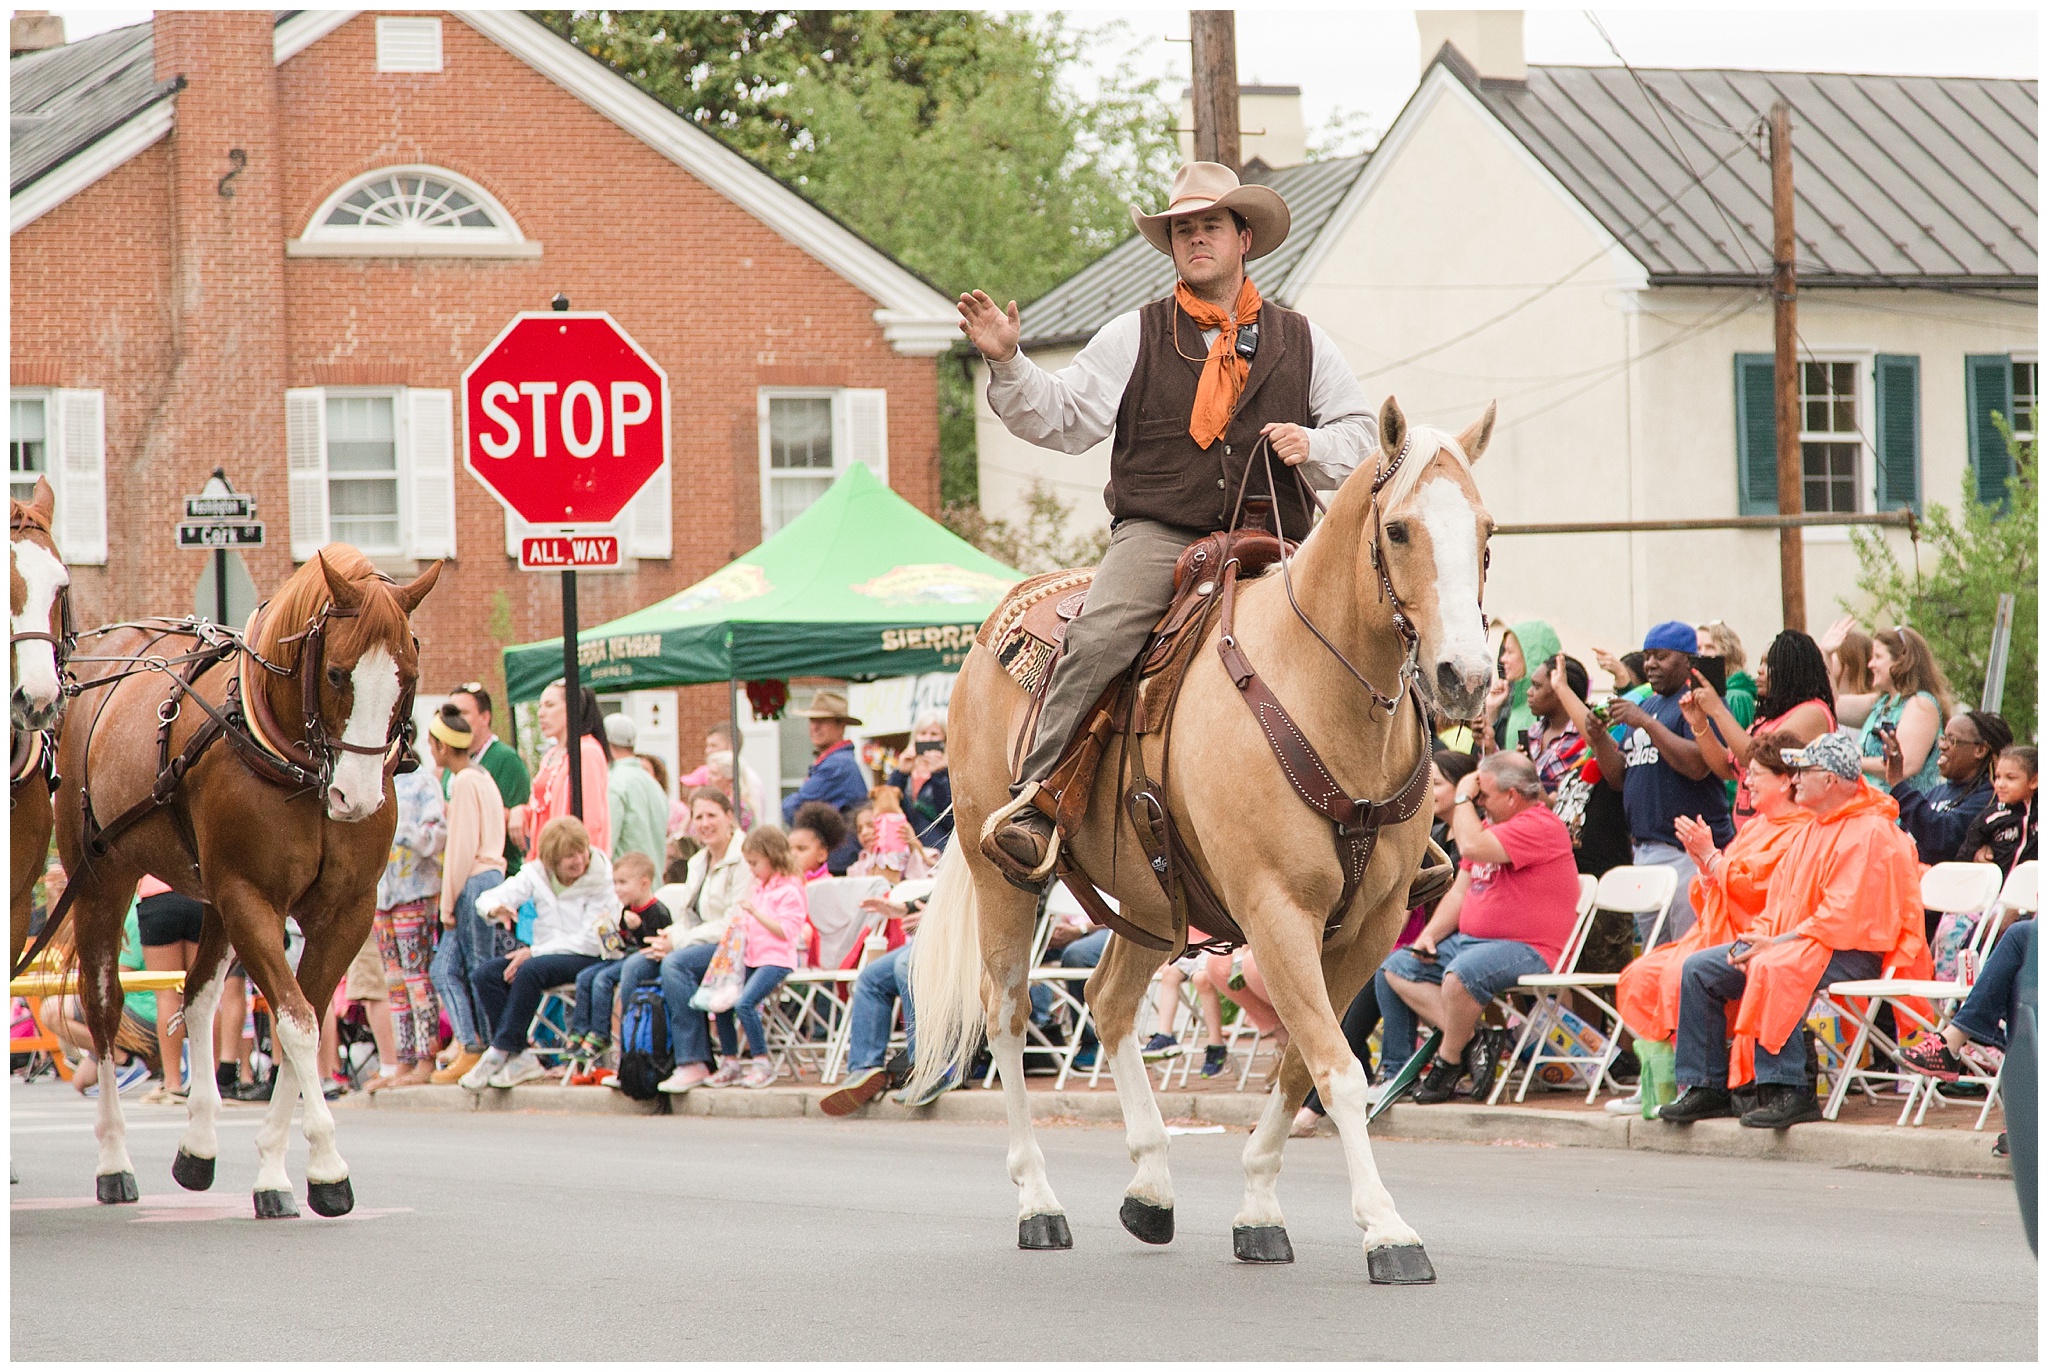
1818,614,1858,656
957,290,1021,362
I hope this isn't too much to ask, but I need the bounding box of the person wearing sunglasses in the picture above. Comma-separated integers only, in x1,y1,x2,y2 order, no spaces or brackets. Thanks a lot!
1887,710,2013,868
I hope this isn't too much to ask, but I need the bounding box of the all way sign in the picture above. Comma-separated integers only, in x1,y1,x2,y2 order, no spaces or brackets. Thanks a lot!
520,534,621,570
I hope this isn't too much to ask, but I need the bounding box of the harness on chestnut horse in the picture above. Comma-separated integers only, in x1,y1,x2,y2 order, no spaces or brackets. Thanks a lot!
994,434,1452,956
8,595,419,980
10,503,75,800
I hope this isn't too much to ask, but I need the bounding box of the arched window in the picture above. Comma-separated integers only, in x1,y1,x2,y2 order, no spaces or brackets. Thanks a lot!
289,165,538,258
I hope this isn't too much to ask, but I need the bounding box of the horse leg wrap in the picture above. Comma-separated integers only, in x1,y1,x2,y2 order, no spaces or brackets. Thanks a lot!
95,1171,139,1205
1017,1212,1073,1250
252,1188,301,1219
1366,1243,1437,1285
1119,1196,1174,1245
171,1150,215,1192
306,1178,355,1218
1233,1224,1295,1264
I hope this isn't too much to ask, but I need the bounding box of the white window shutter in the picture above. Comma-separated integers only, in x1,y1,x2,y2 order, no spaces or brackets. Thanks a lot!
50,389,107,564
285,387,329,561
405,387,457,559
842,388,888,484
627,462,671,559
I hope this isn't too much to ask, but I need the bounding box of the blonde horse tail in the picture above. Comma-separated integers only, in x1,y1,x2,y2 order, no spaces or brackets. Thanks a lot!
903,853,984,1103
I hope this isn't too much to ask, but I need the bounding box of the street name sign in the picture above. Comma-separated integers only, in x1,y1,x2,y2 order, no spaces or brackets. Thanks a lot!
185,494,256,519
178,522,266,549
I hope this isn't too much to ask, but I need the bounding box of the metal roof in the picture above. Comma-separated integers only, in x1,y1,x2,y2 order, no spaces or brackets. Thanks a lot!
1019,153,1369,349
10,22,178,195
1461,56,2037,286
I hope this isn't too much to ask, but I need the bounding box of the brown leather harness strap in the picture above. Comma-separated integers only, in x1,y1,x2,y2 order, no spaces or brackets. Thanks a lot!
1215,559,1433,939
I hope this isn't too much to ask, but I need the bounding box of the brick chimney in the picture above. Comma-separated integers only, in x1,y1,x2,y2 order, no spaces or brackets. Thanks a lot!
1417,10,1526,84
135,11,294,595
10,10,65,55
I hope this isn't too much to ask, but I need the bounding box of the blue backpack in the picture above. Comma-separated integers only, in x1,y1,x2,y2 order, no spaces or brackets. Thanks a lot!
615,984,674,1100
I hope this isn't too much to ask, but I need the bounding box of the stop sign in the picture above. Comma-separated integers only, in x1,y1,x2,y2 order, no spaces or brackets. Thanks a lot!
462,311,670,525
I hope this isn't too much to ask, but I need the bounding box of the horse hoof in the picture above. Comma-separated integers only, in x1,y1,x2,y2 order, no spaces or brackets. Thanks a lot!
1017,1213,1073,1250
1233,1224,1295,1264
95,1171,138,1205
1119,1196,1174,1245
171,1150,215,1192
306,1178,354,1218
252,1188,300,1219
1367,1242,1436,1285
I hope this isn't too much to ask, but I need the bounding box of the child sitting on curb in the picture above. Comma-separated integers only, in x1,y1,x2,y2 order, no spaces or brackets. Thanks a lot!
566,851,671,1083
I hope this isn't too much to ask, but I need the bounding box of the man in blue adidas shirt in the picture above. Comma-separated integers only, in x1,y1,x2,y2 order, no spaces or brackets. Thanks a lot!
1582,621,1734,948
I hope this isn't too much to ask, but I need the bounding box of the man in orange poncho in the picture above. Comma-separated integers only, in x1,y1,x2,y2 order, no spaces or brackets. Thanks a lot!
1615,734,1811,1046
1661,732,1928,1129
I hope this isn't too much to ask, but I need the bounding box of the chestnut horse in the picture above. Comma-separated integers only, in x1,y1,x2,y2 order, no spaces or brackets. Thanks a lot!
52,545,438,1216
907,398,1495,1281
11,476,70,964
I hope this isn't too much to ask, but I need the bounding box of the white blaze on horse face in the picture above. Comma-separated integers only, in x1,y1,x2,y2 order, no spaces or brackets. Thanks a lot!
1415,477,1492,713
11,536,67,719
326,645,399,821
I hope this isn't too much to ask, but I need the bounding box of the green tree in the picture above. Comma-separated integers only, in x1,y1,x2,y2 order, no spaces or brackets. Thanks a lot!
1848,418,2037,740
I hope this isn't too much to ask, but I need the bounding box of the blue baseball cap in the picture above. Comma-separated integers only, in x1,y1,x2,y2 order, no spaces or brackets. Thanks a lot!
1642,621,1697,653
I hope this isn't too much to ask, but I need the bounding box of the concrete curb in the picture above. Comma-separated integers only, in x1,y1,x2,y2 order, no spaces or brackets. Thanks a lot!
338,1081,2010,1177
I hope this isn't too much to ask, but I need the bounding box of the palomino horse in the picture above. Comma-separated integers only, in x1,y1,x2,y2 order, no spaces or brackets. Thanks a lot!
908,397,1494,1280
11,476,70,964
51,545,438,1215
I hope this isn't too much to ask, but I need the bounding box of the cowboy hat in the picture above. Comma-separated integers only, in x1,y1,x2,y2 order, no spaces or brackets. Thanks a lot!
795,690,863,726
1131,162,1291,261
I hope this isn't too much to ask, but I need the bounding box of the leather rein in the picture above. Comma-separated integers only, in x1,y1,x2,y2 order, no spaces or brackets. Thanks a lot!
1210,432,1440,939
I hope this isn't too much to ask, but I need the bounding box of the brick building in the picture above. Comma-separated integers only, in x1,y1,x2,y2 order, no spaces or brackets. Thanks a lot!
10,10,956,773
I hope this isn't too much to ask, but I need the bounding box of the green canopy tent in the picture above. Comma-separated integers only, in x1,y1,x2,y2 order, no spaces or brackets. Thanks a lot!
503,462,1025,705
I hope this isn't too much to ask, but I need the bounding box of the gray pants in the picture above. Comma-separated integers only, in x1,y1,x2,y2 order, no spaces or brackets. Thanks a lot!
1018,516,1204,787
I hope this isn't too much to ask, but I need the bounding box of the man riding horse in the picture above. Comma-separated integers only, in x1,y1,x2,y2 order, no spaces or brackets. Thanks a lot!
957,161,1379,875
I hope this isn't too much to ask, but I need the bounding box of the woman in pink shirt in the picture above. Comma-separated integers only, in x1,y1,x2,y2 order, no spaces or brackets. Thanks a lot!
707,826,809,1090
513,680,611,859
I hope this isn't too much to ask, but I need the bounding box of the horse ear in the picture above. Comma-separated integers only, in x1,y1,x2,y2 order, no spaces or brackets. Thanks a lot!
30,476,55,522
1379,397,1407,458
392,559,443,616
1456,402,1497,465
317,549,364,612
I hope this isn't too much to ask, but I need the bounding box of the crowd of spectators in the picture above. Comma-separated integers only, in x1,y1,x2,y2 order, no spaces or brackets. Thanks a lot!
28,608,2032,1145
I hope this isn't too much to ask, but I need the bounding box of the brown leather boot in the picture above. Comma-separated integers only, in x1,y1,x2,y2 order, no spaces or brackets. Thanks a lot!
991,806,1057,873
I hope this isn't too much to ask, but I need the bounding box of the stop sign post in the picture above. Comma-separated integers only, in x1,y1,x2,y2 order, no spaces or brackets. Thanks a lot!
463,302,671,819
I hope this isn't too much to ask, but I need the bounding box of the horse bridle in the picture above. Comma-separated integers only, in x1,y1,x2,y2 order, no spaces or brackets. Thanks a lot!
9,508,78,676
242,596,421,792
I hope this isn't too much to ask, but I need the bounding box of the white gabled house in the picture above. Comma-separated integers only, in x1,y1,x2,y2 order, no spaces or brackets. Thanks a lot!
974,23,2036,664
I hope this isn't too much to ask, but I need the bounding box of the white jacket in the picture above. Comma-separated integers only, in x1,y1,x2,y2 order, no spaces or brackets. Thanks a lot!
475,849,617,958
660,830,749,946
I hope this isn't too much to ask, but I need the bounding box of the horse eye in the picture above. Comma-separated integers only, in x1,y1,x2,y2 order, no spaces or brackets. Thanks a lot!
1386,523,1410,545
327,666,348,690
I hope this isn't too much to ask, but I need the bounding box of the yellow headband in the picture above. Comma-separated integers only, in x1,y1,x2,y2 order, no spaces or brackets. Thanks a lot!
427,715,473,749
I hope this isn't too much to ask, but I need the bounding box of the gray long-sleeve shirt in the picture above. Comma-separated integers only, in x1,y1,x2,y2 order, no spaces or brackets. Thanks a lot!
983,307,1378,489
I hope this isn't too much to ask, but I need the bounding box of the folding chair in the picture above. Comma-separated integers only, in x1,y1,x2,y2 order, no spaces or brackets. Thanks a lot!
1489,868,1673,1105
1820,860,2024,1125
764,876,895,1084
528,984,578,1068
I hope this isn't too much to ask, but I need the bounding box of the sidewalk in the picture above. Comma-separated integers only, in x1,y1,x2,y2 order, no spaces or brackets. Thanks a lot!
340,1072,2011,1179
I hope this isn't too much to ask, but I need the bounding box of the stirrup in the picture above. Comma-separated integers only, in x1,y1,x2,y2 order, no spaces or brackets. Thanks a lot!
1405,837,1456,910
978,782,1062,892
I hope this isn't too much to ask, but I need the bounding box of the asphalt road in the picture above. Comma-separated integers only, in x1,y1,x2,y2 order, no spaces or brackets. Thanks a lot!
10,1081,2036,1361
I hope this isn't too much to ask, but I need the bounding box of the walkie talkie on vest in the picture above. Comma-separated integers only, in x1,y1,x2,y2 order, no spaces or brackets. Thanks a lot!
1234,321,1259,361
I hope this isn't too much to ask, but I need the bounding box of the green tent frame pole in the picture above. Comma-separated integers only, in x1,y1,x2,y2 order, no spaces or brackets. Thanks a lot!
728,674,742,822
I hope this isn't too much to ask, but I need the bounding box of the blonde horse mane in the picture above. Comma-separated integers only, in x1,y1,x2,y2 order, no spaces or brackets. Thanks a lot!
1379,425,1474,510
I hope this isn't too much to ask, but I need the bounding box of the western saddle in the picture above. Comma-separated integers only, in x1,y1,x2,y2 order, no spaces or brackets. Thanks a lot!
976,502,1452,957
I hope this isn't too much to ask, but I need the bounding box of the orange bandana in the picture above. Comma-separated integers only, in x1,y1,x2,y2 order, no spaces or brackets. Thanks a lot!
1175,276,1262,449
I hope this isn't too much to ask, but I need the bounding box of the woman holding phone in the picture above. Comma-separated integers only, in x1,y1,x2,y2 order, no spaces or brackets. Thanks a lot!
887,712,953,852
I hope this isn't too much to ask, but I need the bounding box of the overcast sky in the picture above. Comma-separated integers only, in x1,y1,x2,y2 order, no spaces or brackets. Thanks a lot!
39,6,2040,157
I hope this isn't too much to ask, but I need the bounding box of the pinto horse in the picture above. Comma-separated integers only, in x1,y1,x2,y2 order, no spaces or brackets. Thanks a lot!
907,398,1495,1280
51,545,438,1216
11,476,70,964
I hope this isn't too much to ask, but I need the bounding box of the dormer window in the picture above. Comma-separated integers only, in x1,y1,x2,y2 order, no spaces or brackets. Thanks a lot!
287,165,539,258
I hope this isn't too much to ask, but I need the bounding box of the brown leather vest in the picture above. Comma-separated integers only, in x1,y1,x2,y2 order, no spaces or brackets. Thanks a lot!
1107,294,1316,538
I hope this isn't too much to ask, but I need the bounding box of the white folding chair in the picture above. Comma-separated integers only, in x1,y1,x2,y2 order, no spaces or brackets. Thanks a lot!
763,877,893,1083
1490,867,1675,1105
1817,861,2010,1123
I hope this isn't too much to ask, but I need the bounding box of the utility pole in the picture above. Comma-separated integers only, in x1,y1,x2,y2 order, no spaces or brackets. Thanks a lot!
1769,101,1806,633
1189,11,1240,172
